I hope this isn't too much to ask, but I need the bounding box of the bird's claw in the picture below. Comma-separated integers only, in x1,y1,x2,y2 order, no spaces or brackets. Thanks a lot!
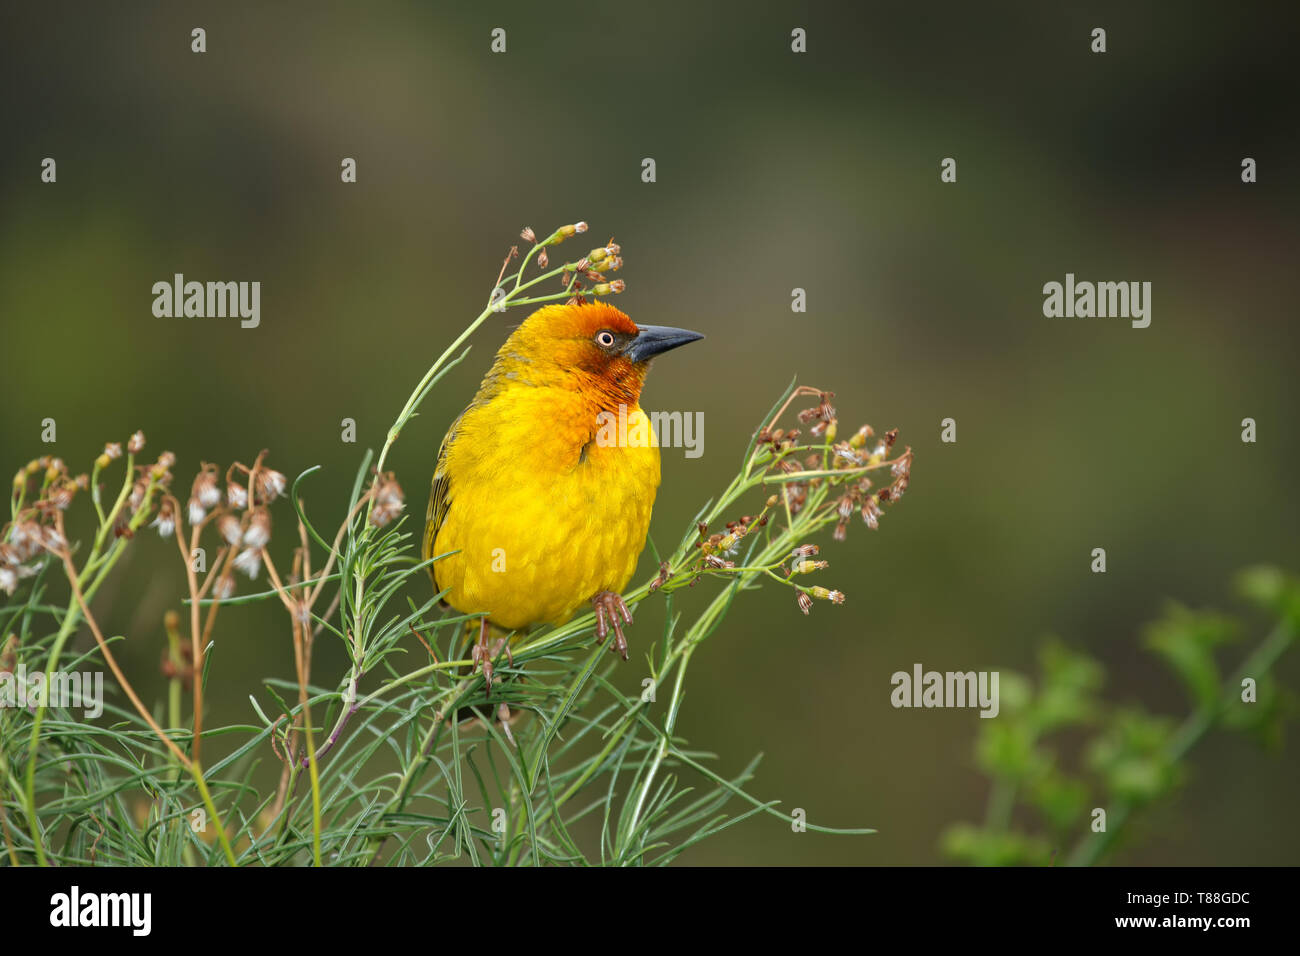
471,620,514,696
591,590,633,660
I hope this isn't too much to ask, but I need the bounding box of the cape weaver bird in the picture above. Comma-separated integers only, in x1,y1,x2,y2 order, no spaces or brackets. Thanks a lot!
423,301,703,682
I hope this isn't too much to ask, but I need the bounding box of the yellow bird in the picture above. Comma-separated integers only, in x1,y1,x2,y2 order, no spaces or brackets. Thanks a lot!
423,302,703,677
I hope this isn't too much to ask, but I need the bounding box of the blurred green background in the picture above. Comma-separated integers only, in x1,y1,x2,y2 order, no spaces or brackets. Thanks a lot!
3,1,1298,864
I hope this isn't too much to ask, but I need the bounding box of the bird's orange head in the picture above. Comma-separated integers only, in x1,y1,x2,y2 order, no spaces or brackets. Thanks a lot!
490,302,703,407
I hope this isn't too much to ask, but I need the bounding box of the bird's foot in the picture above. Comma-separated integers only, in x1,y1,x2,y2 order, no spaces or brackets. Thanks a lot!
470,619,514,693
591,590,633,660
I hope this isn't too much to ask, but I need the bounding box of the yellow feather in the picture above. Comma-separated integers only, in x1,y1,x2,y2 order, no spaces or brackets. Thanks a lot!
423,304,663,634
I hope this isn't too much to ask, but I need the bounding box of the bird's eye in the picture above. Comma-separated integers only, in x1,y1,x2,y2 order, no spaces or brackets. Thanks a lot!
595,331,616,349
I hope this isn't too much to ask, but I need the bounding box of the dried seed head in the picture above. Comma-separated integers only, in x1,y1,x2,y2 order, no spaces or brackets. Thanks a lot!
370,471,406,527
8,522,41,561
243,508,271,549
217,513,242,546
537,248,549,269
214,572,236,600
648,561,672,592
127,431,145,455
103,442,123,461
38,525,67,553
127,476,148,512
520,226,537,243
190,466,220,522
47,481,75,511
256,468,286,504
0,634,18,673
833,444,861,466
232,547,262,579
796,592,813,615
151,498,176,538
227,482,248,509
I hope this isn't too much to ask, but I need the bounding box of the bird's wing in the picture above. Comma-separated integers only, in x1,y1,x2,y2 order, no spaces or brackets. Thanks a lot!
423,411,464,593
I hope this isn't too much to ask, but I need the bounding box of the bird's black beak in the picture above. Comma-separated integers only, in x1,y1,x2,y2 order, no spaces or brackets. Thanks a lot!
625,325,705,363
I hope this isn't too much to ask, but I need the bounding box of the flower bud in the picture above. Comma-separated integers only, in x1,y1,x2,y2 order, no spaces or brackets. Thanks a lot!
809,586,845,604
792,559,828,575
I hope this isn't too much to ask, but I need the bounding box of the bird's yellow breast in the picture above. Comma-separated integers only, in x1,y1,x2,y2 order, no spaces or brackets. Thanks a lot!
428,384,660,631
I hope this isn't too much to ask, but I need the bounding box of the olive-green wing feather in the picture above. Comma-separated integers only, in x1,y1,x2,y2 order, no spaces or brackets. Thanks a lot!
423,412,464,594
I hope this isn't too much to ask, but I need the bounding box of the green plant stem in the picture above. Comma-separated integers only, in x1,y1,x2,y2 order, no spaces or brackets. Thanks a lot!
188,761,238,865
367,241,584,508
1066,617,1296,866
21,453,139,865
